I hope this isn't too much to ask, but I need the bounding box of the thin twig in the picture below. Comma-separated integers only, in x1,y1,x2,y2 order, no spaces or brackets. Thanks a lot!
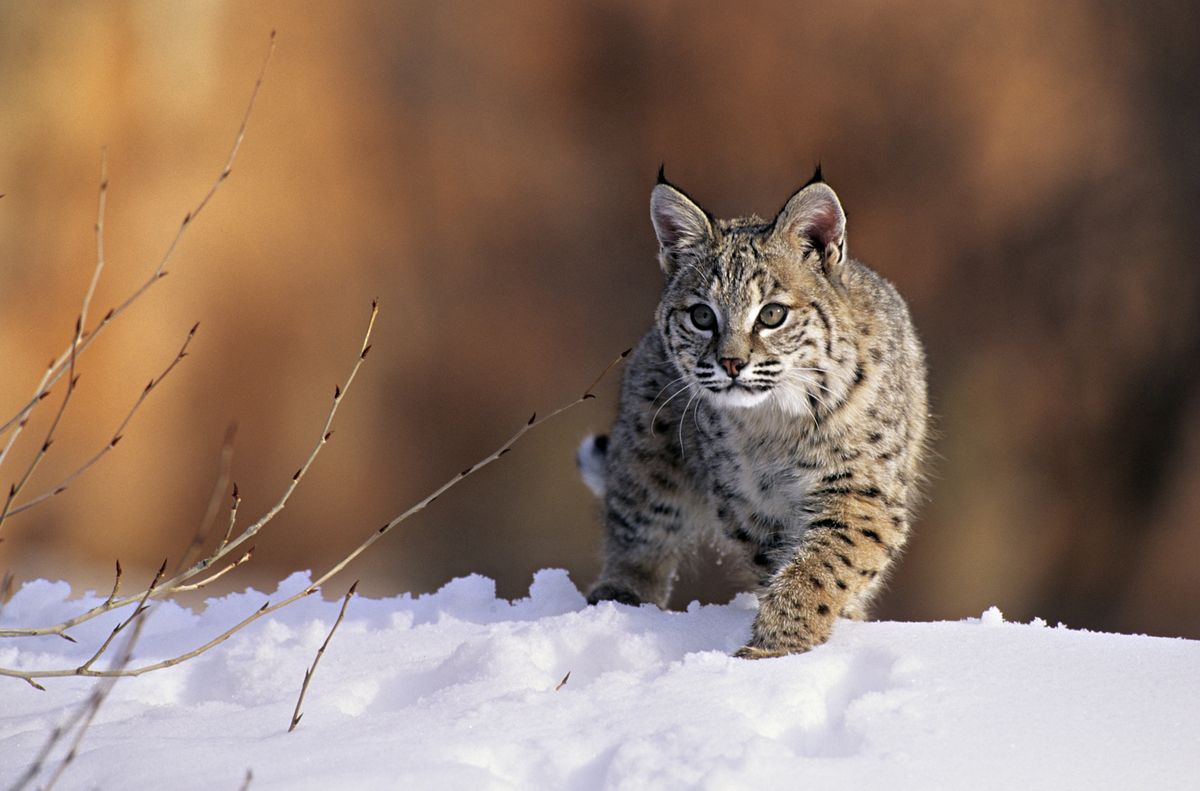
40,597,156,791
183,423,238,569
306,346,630,592
0,571,14,618
219,483,242,551
0,320,83,531
2,33,276,791
289,581,357,732
200,301,378,571
82,149,108,330
171,547,254,594
7,568,159,791
0,300,375,642
0,30,276,446
2,324,198,521
0,347,628,683
0,154,104,478
77,561,165,674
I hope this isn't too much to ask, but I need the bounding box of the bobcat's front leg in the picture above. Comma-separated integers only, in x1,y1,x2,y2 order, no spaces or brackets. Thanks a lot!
587,457,690,608
736,494,909,658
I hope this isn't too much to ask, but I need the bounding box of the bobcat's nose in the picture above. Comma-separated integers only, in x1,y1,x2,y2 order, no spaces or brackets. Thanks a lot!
719,357,747,378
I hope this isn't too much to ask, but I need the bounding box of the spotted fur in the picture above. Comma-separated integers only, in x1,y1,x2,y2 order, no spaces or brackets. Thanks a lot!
584,169,929,657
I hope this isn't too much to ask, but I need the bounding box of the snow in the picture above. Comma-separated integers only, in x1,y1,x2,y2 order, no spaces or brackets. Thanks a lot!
3,569,1198,790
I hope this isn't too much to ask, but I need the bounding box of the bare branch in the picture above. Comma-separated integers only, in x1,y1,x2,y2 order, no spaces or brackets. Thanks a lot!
82,148,109,331
183,423,238,569
171,547,254,594
0,320,83,532
8,564,161,791
103,560,123,608
193,301,378,572
40,596,157,791
7,722,65,791
2,324,198,523
0,31,276,445
219,482,242,551
289,581,356,732
1,33,278,791
0,300,375,641
0,570,13,619
306,347,629,592
0,344,625,683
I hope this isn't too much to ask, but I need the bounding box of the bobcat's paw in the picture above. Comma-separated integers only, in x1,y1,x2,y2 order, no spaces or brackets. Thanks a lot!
586,583,643,606
734,644,792,660
734,634,817,659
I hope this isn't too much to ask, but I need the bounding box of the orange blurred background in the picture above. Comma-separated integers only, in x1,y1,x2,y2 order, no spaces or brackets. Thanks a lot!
2,1,1198,638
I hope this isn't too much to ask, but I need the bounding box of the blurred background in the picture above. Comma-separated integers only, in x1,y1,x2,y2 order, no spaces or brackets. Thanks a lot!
1,1,1198,639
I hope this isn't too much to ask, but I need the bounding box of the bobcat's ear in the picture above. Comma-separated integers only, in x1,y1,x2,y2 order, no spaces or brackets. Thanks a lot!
650,171,715,275
773,175,847,277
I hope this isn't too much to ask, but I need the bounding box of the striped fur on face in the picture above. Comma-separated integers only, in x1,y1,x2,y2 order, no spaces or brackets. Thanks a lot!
656,222,855,419
584,168,929,658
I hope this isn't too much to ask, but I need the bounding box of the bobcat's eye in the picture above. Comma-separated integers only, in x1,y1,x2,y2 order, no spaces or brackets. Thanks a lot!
689,304,717,331
758,303,788,328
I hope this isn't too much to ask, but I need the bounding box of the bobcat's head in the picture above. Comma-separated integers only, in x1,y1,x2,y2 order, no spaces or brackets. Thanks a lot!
651,168,852,418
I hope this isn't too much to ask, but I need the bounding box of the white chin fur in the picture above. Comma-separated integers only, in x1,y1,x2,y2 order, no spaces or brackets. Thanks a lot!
708,387,771,409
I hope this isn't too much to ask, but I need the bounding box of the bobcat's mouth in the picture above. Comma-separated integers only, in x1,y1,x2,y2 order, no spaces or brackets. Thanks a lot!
707,381,772,408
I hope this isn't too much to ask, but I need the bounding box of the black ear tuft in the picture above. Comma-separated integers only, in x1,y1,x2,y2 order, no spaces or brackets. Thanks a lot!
650,177,715,275
802,163,824,188
656,163,669,186
772,176,847,269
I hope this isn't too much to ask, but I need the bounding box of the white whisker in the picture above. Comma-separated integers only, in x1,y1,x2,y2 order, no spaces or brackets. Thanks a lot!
679,388,701,459
651,373,690,405
651,382,693,435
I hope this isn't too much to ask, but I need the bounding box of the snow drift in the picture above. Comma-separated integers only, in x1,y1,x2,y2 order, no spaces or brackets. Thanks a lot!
2,569,1197,790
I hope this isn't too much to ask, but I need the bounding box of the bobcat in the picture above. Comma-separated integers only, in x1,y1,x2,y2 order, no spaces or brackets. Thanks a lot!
580,167,928,658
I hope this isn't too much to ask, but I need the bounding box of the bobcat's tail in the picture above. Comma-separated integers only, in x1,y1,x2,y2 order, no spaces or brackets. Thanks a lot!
576,433,608,498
